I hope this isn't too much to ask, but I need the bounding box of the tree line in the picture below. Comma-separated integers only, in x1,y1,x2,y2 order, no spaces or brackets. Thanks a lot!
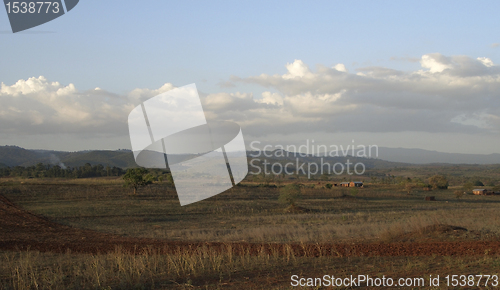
0,163,125,178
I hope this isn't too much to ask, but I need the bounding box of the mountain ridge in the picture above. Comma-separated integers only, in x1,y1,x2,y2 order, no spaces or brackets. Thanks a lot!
0,145,498,168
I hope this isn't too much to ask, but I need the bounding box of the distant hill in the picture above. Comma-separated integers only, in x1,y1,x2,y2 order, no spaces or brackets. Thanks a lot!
248,150,408,169
376,147,500,164
58,150,137,168
280,146,500,165
0,145,499,169
0,146,136,168
0,146,49,167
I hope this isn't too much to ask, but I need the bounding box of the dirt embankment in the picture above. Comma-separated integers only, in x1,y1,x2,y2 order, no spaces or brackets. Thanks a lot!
1,194,500,257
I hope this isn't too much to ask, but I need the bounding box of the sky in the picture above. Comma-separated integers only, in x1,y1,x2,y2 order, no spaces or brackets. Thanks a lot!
1,1,500,155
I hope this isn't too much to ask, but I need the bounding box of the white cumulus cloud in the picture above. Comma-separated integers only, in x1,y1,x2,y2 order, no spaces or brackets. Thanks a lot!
283,59,314,79
256,92,284,106
3,52,500,151
229,53,500,135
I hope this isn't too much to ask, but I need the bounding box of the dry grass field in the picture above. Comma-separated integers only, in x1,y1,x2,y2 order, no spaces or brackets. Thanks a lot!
1,176,500,289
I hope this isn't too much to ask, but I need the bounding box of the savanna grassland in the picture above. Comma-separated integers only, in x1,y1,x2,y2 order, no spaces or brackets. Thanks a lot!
1,165,500,289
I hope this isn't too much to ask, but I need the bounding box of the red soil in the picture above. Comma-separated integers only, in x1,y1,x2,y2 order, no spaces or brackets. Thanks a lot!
1,194,499,257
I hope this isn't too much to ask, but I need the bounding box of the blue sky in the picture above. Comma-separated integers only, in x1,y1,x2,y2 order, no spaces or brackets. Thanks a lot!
1,1,500,154
2,1,499,93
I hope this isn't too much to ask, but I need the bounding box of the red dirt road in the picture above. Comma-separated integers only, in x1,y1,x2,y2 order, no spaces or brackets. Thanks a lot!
1,194,499,257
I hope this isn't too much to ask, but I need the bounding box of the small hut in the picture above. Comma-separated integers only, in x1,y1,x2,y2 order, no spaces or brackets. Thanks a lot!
349,181,364,188
473,189,487,195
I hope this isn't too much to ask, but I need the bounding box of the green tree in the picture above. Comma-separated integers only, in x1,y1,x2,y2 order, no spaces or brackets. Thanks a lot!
473,180,484,186
428,175,449,189
123,168,152,195
144,173,156,183
278,183,302,206
166,173,174,185
35,162,46,178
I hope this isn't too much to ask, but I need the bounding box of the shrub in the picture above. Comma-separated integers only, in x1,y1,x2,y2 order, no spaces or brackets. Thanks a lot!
404,182,416,194
428,175,449,189
473,180,484,186
454,190,464,199
278,183,302,206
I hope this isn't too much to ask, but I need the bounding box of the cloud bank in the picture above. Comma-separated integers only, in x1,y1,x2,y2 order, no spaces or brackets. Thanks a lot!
224,54,500,137
1,53,500,151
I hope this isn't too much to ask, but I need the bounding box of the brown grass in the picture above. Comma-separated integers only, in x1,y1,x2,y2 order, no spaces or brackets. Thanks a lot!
3,178,500,289
2,247,500,289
